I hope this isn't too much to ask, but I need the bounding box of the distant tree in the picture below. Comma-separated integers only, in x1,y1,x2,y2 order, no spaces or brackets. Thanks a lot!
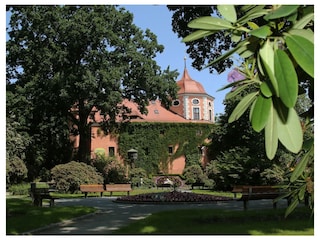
6,6,179,170
6,117,29,184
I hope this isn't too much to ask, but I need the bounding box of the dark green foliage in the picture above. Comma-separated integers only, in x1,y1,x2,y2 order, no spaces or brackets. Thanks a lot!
7,183,30,195
6,118,29,184
103,161,128,184
50,161,103,193
6,5,179,176
118,122,212,174
183,165,204,184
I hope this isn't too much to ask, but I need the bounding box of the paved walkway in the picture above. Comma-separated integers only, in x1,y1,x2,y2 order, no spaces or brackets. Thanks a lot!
29,197,289,235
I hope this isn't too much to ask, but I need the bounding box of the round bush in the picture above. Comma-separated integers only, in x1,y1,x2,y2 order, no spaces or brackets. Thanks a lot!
51,161,103,193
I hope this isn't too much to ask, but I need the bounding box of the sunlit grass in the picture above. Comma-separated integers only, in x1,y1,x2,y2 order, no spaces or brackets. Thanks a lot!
113,207,314,235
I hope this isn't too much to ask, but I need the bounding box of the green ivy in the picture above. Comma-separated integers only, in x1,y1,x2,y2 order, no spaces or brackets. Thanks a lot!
118,122,212,174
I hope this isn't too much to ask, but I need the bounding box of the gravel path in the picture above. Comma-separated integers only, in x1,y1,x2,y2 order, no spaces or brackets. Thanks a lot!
29,196,288,235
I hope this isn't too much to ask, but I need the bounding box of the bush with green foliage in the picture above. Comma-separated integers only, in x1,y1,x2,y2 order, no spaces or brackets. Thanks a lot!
183,165,213,188
50,161,103,193
7,183,30,195
103,160,128,184
183,4,314,216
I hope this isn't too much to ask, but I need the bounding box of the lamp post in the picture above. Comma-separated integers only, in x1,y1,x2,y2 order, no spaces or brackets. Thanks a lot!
127,149,138,184
127,148,138,169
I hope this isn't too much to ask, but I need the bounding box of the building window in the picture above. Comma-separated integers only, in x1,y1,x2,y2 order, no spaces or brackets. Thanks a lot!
154,110,159,114
209,109,212,121
168,146,173,155
192,98,200,105
172,99,180,106
193,107,200,120
108,147,115,157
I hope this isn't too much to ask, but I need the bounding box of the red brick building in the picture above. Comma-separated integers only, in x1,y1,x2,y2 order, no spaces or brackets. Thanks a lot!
74,66,215,174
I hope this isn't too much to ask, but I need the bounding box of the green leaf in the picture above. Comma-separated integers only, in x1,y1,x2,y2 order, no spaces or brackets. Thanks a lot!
247,21,259,30
228,92,258,123
217,5,237,23
237,7,268,25
251,94,272,132
225,84,249,100
264,5,299,20
290,146,312,182
292,12,314,29
217,79,251,91
250,25,272,39
285,198,299,218
302,138,314,151
277,108,303,153
288,29,314,44
206,40,249,68
298,185,307,201
231,30,242,43
183,29,215,42
274,49,298,108
260,81,273,97
273,97,289,123
285,34,314,77
265,105,278,159
259,40,279,96
188,16,234,31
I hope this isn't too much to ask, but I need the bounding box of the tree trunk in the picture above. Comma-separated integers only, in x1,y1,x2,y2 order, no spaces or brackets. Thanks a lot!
77,100,91,164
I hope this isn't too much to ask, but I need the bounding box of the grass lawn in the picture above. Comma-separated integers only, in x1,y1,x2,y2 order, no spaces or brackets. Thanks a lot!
113,207,314,235
6,189,313,235
6,196,96,235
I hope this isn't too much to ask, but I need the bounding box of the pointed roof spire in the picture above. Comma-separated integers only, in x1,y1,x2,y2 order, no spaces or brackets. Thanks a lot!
184,56,187,69
177,60,206,95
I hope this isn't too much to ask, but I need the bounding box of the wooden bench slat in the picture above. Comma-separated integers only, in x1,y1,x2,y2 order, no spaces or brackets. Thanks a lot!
79,184,132,197
105,184,132,196
232,185,286,210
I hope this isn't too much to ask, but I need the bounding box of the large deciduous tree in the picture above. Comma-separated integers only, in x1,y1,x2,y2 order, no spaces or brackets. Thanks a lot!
6,5,179,170
168,5,242,73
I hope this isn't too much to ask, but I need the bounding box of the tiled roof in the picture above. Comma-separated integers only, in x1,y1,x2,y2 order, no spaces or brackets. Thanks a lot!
177,68,206,94
123,99,188,123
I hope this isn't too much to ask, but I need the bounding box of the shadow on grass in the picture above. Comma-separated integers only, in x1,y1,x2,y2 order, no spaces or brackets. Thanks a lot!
6,197,96,235
113,207,314,235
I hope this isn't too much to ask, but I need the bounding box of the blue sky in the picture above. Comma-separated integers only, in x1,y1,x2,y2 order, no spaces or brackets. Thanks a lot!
5,4,233,115
121,5,231,115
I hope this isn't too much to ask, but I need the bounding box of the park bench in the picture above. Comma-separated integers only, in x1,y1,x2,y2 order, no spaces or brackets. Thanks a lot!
191,182,205,190
29,182,58,207
105,184,132,196
80,184,106,198
236,185,285,209
156,183,172,189
231,185,245,199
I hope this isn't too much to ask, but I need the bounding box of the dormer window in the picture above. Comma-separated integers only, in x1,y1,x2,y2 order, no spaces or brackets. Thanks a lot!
192,98,200,105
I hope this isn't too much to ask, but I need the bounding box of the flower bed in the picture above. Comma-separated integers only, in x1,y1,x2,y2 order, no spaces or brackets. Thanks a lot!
114,191,232,204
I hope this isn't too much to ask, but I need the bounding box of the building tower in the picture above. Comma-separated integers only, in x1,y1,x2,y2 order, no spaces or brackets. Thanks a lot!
170,59,215,123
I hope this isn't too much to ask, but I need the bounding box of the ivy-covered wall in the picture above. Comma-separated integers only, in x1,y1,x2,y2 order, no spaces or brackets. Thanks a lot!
117,122,213,174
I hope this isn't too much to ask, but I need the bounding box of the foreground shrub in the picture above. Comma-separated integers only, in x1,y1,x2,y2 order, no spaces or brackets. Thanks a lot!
7,183,30,195
51,161,103,193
